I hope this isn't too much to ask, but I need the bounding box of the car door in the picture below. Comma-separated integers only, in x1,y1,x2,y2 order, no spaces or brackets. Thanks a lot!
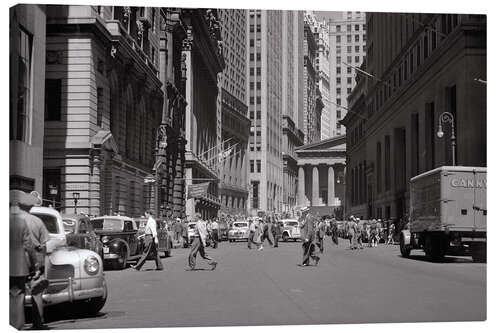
124,219,138,255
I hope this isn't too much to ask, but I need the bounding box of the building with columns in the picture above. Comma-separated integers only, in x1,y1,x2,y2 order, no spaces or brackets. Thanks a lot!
295,135,346,218
183,9,225,220
217,9,250,216
153,8,188,219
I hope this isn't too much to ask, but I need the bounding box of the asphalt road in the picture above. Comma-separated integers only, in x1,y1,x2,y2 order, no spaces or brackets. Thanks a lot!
44,238,486,329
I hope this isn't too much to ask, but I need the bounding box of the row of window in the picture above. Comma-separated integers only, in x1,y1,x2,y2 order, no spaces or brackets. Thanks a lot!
335,34,366,44
335,23,366,33
249,159,262,173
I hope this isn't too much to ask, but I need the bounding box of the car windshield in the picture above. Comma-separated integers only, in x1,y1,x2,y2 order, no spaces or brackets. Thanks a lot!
91,218,123,231
233,222,248,228
284,221,298,227
62,219,76,233
33,213,59,234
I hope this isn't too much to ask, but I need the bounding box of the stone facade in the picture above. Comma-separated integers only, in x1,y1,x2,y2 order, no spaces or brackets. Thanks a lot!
10,5,47,194
42,5,165,216
217,9,250,216
183,9,225,220
343,13,486,221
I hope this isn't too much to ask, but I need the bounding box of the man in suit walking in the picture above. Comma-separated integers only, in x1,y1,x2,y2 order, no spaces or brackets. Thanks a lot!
271,219,280,248
9,190,39,330
316,218,327,253
299,208,320,266
261,216,274,247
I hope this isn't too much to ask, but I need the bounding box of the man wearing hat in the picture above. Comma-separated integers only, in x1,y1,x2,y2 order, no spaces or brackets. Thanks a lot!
21,192,50,328
9,190,44,329
299,210,320,266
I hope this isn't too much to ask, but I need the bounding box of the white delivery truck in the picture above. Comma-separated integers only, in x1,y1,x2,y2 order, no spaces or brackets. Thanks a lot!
400,166,486,262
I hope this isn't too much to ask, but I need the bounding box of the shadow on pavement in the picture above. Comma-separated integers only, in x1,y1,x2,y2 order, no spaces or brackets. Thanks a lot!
43,304,107,324
399,254,474,264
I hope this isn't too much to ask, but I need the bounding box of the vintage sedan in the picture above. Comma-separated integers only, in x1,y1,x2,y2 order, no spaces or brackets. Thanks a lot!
28,206,107,315
134,217,173,257
62,214,103,259
280,219,302,242
228,221,249,242
90,216,143,270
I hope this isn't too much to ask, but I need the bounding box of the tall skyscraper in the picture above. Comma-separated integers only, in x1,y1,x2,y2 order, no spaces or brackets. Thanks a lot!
303,13,321,145
328,11,366,136
247,9,284,214
311,14,331,140
217,9,250,216
282,10,305,215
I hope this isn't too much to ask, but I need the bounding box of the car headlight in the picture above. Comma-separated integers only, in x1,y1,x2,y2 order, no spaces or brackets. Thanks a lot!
84,256,100,275
102,236,110,244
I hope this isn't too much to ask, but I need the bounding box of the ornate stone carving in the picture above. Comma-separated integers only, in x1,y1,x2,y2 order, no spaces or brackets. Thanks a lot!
110,45,117,58
123,6,131,24
136,20,144,42
182,28,193,51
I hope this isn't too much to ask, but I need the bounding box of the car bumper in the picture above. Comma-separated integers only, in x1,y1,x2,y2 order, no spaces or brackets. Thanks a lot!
228,235,247,240
25,277,106,306
103,253,120,260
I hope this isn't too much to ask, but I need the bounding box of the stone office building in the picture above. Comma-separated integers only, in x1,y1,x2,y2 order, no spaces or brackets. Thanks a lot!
342,13,486,221
42,5,178,216
183,9,225,219
217,9,250,216
10,4,47,194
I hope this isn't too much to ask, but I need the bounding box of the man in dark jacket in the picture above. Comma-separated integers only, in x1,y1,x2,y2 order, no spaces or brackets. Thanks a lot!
271,220,280,248
261,216,274,247
10,190,40,330
316,218,327,253
299,211,320,266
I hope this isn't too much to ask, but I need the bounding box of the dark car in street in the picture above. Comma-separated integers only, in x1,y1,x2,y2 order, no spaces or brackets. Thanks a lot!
90,216,144,270
62,214,104,259
134,217,173,258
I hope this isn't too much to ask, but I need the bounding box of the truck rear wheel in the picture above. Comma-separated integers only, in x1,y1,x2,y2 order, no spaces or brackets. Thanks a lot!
471,243,486,263
424,234,447,262
399,234,411,258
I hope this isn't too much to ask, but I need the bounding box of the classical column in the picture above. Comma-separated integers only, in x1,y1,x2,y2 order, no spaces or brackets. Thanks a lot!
298,166,305,207
312,166,319,206
328,166,335,206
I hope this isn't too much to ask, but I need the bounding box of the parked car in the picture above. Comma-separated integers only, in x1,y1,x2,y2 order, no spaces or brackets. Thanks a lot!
90,216,143,270
228,221,249,242
280,219,302,242
134,217,173,257
62,214,103,259
28,206,107,315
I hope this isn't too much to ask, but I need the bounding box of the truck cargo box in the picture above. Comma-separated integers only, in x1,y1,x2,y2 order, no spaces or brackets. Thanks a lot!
410,166,486,234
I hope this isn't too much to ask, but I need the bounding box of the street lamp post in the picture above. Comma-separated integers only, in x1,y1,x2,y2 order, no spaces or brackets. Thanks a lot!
72,192,80,214
436,111,456,166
